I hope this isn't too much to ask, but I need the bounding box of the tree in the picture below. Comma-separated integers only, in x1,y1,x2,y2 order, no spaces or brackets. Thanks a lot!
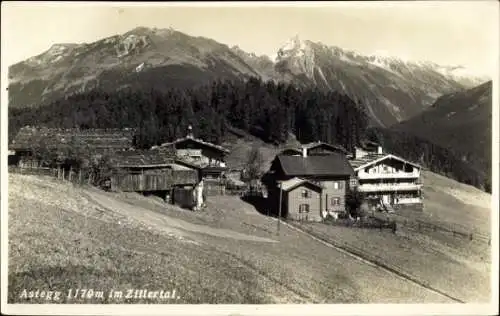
244,146,264,181
90,154,116,187
30,140,57,168
345,188,365,219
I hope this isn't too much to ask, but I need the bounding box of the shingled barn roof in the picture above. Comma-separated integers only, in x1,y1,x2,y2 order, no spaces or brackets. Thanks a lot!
158,136,230,154
109,149,175,168
9,126,136,152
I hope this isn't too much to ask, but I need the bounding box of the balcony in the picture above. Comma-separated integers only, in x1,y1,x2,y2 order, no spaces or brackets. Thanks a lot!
357,170,420,180
358,183,423,193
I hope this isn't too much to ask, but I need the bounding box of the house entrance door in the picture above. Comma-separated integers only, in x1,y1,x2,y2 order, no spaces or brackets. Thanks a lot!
382,195,391,205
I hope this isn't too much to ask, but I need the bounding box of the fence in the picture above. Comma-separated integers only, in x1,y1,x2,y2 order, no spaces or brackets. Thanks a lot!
322,214,397,232
9,166,97,186
372,212,491,245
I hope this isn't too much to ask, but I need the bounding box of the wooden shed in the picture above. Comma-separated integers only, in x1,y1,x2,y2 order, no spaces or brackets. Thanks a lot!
108,150,199,193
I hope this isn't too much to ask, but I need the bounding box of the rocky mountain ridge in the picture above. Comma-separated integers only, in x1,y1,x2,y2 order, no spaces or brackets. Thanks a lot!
8,27,488,127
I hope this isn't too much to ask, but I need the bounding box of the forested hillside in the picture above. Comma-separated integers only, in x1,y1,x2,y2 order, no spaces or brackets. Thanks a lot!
369,128,491,193
9,78,368,152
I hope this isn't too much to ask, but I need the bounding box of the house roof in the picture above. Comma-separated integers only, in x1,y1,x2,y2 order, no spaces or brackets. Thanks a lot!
279,141,349,156
173,159,203,170
279,148,302,155
110,149,175,168
278,177,323,192
302,141,349,154
349,153,421,171
158,136,230,154
277,154,355,177
9,126,136,152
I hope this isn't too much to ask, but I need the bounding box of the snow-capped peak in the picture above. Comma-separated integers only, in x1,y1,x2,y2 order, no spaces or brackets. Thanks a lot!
276,35,312,61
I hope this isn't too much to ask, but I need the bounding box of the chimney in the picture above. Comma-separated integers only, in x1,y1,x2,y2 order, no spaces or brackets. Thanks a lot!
302,147,307,158
377,146,383,154
187,125,193,138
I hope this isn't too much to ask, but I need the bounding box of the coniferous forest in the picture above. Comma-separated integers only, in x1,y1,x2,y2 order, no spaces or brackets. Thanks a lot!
8,77,369,151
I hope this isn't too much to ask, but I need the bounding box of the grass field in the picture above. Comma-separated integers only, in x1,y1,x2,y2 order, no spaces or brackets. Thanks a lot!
295,170,491,302
7,170,491,304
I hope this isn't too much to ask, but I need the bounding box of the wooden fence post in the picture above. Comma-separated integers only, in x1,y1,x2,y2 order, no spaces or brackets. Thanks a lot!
469,233,473,241
62,169,65,181
79,169,82,185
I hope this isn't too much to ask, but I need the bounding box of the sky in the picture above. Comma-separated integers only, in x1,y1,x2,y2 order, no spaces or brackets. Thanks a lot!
1,1,499,77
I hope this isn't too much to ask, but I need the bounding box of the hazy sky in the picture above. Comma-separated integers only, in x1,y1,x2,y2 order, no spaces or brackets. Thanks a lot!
1,1,499,76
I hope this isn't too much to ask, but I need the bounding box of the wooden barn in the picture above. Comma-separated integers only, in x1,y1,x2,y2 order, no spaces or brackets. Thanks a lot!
8,126,136,168
107,150,205,210
155,125,230,195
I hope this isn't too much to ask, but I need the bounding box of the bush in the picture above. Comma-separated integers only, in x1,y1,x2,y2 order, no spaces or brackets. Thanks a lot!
345,189,365,218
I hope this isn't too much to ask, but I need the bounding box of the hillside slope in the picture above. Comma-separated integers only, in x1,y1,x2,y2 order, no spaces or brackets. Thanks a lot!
7,172,487,304
393,81,492,179
8,170,490,303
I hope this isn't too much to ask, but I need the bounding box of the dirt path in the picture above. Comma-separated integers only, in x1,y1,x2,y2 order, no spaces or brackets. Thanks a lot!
83,190,277,244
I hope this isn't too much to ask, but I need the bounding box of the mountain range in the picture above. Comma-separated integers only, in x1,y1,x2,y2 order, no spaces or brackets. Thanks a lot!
8,26,489,127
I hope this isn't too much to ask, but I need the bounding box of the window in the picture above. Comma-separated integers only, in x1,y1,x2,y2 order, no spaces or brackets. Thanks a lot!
301,189,310,198
331,197,340,206
299,204,310,213
333,181,343,189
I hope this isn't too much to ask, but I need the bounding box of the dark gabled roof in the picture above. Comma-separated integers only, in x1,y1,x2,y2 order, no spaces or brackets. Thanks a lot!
277,154,355,177
349,153,421,170
202,166,228,173
158,136,230,154
279,177,323,192
173,159,203,170
110,149,175,168
279,148,302,155
10,126,136,152
279,141,349,156
302,141,349,154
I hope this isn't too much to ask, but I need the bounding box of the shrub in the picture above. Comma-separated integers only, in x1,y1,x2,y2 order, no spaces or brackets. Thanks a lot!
345,189,365,218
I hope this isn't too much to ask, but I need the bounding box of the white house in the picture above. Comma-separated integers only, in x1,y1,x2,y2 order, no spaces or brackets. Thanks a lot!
349,145,423,209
